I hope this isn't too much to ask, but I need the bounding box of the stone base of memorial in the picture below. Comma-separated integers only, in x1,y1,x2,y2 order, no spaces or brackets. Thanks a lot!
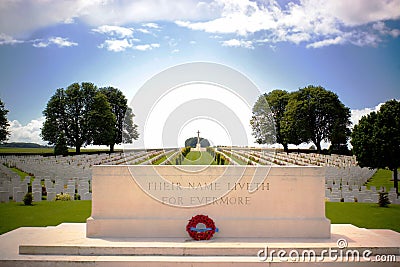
1,166,399,266
191,144,206,151
2,223,400,266
87,166,330,238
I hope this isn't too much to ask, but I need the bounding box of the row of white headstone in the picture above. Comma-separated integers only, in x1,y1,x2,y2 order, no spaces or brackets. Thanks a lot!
0,149,397,204
217,148,399,203
326,186,399,204
0,174,92,203
228,148,358,168
0,150,174,203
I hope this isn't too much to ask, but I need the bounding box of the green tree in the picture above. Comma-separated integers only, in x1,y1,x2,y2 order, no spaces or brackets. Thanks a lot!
89,92,116,146
54,132,68,156
41,88,67,146
42,83,97,153
251,90,289,151
184,137,210,148
351,99,400,194
123,107,139,142
64,82,97,153
281,86,351,152
99,87,138,152
0,98,10,143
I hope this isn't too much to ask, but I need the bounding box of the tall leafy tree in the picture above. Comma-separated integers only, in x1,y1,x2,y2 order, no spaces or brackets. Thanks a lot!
54,132,68,156
64,82,97,153
0,98,10,143
351,99,400,194
99,87,138,152
42,83,138,153
281,85,351,152
41,88,67,147
89,92,116,147
42,83,97,153
251,90,290,151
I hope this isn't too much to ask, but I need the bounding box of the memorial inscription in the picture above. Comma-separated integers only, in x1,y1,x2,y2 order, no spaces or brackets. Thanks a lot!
87,165,330,238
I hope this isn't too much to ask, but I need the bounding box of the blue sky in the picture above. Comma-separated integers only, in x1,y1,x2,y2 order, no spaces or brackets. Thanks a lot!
0,0,399,146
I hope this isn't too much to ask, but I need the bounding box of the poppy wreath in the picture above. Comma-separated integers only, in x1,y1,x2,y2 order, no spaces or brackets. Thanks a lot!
186,214,216,240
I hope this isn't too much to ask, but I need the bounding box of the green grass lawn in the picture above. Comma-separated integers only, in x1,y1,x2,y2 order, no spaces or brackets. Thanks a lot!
1,201,399,235
0,147,55,154
223,152,248,165
10,167,32,180
181,151,218,165
365,168,398,191
152,151,174,165
326,202,400,232
0,201,91,235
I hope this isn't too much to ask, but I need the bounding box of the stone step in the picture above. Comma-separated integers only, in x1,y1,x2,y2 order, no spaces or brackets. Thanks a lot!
2,255,399,266
1,223,399,267
19,243,400,257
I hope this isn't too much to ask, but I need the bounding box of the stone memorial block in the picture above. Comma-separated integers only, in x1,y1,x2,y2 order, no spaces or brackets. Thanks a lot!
47,192,56,201
55,183,64,194
13,187,21,200
14,191,25,202
83,192,92,200
87,165,330,238
371,193,379,202
325,189,331,196
388,192,397,202
32,191,41,202
0,191,9,203
344,196,354,202
330,197,341,202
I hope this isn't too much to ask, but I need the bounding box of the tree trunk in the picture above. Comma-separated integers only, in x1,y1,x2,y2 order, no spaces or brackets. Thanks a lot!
76,145,81,154
283,143,288,153
110,143,115,153
315,142,321,153
393,167,398,195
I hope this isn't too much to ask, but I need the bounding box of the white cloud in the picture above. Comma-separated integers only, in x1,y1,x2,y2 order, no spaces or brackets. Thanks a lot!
98,39,133,52
8,117,46,145
0,1,95,37
221,39,254,49
372,21,400,38
0,33,23,45
93,25,139,52
176,0,400,48
32,37,78,48
142,23,160,29
92,25,134,38
0,0,217,37
93,24,161,52
171,49,179,53
137,28,151,34
63,17,75,24
1,0,399,49
177,0,279,36
49,37,78,47
133,43,160,51
323,0,400,26
32,41,49,48
350,103,385,127
306,36,345,48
